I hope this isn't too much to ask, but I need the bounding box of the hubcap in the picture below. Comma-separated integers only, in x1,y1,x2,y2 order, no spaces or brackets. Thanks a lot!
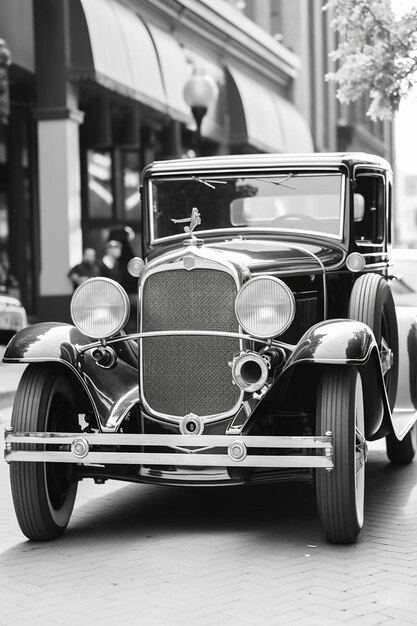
380,337,393,376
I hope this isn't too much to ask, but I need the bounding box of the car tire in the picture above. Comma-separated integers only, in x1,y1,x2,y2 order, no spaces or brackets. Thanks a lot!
386,422,416,464
348,273,399,410
10,364,79,541
316,366,366,544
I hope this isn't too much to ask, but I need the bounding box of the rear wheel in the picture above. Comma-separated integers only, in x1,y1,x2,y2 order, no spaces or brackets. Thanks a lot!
10,364,79,540
348,273,403,463
348,273,398,409
386,423,416,464
316,366,366,544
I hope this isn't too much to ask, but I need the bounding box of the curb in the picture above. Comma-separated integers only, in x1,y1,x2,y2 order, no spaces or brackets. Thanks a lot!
0,392,15,409
0,357,26,408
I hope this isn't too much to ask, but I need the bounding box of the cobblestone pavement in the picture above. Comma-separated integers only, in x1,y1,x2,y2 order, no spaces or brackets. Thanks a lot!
1,390,417,626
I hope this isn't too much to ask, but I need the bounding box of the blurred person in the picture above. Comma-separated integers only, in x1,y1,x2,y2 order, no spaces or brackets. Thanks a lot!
67,247,101,291
0,253,8,293
107,226,138,332
99,240,123,283
107,225,137,292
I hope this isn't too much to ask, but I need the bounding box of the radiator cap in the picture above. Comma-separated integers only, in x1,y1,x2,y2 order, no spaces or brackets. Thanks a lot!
180,414,204,435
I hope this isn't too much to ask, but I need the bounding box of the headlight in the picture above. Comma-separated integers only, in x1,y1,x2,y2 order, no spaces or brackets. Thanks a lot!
235,276,295,338
71,278,130,339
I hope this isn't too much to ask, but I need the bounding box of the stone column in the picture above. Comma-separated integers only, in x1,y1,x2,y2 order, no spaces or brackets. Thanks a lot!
33,0,85,321
36,102,84,320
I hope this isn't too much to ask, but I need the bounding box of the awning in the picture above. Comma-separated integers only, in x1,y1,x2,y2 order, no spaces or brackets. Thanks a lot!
227,66,314,153
72,0,192,122
146,24,193,125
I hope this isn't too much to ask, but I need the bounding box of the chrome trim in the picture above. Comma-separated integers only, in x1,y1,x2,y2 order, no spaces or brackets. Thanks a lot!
226,399,259,435
360,252,390,259
71,437,90,459
104,386,139,431
179,414,204,435
139,247,245,423
147,154,390,176
143,241,250,279
139,466,231,483
5,431,334,469
228,440,247,462
152,227,344,247
76,330,296,355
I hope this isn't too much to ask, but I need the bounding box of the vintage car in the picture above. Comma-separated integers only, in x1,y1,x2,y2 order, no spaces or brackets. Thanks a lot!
4,152,417,544
0,292,28,344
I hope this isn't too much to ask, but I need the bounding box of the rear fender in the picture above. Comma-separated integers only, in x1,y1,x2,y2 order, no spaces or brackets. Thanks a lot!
3,323,139,432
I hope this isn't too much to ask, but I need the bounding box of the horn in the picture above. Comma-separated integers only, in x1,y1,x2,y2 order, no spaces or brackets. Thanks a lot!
232,352,270,392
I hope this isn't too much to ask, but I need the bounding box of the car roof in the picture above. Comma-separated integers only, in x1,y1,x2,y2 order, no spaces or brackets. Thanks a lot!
145,152,392,176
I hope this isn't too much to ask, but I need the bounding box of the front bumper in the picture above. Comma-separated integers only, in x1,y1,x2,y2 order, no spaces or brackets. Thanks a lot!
4,430,333,469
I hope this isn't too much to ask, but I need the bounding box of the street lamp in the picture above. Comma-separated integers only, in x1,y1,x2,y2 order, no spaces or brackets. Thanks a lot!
183,68,218,155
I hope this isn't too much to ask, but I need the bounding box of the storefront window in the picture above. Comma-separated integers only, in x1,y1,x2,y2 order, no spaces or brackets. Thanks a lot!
122,151,141,221
0,191,9,293
87,151,113,219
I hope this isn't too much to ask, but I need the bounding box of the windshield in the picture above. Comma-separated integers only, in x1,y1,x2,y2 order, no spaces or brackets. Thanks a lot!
149,172,344,242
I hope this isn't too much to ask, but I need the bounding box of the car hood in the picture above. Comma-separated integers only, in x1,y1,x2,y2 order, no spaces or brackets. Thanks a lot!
206,238,345,273
148,237,345,274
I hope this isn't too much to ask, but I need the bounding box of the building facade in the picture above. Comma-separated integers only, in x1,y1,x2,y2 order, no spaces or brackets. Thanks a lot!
226,0,394,158
1,0,315,322
1,0,394,324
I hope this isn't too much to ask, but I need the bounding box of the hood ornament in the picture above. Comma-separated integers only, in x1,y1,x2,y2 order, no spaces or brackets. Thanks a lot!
172,207,202,242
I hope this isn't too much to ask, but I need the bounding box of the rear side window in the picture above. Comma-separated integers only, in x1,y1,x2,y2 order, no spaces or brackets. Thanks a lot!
353,174,385,245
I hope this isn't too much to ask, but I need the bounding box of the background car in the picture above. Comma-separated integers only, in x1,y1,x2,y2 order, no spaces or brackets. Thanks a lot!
0,292,28,344
390,247,417,306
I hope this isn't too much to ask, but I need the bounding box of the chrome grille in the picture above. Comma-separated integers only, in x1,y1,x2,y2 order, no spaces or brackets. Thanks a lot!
141,268,241,418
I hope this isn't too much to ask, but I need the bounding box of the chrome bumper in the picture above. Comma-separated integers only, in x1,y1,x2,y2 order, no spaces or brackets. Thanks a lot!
4,430,334,469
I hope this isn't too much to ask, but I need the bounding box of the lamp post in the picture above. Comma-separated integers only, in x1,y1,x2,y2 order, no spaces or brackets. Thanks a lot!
183,68,218,156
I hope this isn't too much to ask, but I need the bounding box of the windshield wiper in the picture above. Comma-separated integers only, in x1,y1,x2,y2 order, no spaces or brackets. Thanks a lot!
192,176,227,189
254,174,295,189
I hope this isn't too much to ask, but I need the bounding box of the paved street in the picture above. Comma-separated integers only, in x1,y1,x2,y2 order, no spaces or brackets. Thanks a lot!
1,356,417,625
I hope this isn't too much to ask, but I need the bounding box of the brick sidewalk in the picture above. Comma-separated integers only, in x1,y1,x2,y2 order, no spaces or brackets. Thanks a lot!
1,436,417,625
2,348,417,624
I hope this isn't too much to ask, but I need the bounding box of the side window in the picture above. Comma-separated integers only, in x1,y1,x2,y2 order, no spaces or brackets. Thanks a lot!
387,181,392,246
353,175,385,244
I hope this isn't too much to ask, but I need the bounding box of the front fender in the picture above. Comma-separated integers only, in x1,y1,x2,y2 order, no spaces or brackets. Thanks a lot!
283,319,392,440
3,323,139,432
3,322,90,363
284,319,377,367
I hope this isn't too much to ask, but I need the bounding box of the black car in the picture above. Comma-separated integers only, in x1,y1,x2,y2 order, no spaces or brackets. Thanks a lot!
4,152,417,544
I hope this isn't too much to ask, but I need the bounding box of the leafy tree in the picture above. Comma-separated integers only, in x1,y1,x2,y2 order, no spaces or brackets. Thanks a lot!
325,0,417,120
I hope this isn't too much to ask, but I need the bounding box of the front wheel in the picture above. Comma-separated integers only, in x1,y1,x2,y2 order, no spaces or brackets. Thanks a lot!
316,366,366,544
10,364,79,541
